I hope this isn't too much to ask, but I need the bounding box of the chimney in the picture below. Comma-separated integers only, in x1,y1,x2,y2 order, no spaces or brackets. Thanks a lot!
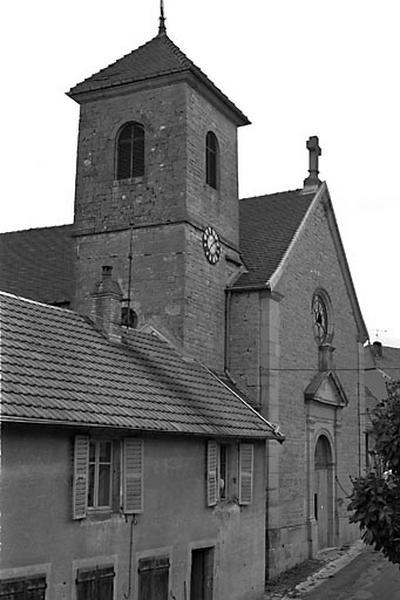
373,340,383,358
303,135,322,191
91,266,123,343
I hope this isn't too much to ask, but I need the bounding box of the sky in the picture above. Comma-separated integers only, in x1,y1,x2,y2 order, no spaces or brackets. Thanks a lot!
2,0,399,346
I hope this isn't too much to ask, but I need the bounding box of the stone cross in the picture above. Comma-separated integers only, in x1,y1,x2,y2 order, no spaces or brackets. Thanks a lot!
303,135,322,188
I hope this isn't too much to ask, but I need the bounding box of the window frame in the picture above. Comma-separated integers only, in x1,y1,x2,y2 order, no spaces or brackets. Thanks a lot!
115,121,145,181
88,440,113,510
205,131,219,190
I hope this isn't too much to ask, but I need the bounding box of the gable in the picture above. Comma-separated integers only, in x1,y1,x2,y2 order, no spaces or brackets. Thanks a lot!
257,183,368,343
305,371,348,407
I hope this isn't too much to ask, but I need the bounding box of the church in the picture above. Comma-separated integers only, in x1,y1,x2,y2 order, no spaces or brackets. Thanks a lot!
0,7,368,600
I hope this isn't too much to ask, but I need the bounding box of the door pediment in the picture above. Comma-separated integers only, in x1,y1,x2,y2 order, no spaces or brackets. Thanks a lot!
305,371,348,407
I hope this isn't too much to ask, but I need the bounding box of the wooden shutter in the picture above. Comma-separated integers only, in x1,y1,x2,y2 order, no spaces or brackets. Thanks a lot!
73,435,89,519
138,557,169,600
239,443,254,505
76,566,114,600
207,441,218,507
123,438,143,514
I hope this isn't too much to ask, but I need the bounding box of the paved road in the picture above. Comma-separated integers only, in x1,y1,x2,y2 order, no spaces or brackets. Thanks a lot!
302,547,400,599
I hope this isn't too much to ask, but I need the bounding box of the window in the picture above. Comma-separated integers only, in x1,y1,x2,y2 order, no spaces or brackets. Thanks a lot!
219,444,228,500
73,436,143,519
138,557,169,600
116,122,145,180
0,575,46,600
76,566,114,600
206,441,241,506
207,442,254,506
121,305,138,329
311,289,334,345
88,441,112,509
205,131,219,189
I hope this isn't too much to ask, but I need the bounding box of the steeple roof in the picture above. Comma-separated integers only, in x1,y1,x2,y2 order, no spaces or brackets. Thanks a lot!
68,32,249,126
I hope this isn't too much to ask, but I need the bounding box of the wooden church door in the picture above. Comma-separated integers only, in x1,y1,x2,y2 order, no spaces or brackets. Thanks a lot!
314,435,333,549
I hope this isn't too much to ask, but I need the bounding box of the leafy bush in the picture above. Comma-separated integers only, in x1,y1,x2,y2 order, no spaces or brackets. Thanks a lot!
348,381,400,565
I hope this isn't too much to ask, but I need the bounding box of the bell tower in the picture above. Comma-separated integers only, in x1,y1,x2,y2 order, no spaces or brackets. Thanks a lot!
68,13,249,370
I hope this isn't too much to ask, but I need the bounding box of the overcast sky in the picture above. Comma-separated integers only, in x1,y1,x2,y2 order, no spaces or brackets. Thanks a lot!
2,0,399,346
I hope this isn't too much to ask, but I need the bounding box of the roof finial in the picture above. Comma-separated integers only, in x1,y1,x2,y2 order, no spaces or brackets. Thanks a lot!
303,135,322,189
158,0,166,35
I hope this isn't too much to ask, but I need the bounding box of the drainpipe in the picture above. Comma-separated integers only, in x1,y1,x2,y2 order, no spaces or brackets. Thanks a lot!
224,288,232,373
357,342,362,476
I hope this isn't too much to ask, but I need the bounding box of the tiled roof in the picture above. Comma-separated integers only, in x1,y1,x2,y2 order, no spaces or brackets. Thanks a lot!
234,190,314,288
373,346,400,381
68,32,249,126
0,292,280,440
365,344,400,404
0,225,74,306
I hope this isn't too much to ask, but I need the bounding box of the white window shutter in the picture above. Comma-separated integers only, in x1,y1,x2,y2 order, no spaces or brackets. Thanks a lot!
123,438,143,514
207,441,218,507
239,443,254,505
73,435,89,519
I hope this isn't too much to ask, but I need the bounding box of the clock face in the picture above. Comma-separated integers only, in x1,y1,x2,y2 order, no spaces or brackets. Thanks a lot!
202,226,221,265
312,294,328,344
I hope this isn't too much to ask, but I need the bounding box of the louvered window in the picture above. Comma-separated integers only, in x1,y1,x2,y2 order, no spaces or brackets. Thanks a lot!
206,441,230,505
73,435,89,519
123,438,144,513
73,436,144,519
76,566,114,600
238,443,254,505
206,441,218,506
205,131,219,189
138,557,169,600
0,575,46,600
116,122,145,180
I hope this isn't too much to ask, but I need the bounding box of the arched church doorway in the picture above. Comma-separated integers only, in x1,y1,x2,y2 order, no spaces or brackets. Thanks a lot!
314,435,333,549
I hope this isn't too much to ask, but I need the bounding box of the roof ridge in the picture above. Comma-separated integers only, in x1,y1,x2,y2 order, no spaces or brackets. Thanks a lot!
240,189,303,202
162,34,192,67
0,223,72,236
0,290,75,314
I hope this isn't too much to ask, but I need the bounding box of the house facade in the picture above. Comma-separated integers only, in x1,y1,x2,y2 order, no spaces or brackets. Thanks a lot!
1,291,279,600
1,9,369,594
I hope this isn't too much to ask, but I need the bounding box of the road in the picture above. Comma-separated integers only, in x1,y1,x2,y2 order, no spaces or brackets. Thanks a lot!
301,547,400,599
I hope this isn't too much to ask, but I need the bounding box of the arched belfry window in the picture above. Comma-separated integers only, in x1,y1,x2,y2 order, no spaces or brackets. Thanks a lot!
206,131,219,189
116,122,145,180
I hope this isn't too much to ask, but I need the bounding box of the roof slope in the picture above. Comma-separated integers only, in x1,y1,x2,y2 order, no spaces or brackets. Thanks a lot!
68,32,249,125
234,190,314,288
0,225,74,305
0,292,279,439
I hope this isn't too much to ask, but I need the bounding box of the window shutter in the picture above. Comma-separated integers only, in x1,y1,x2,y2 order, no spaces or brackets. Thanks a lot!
239,443,254,505
207,441,218,507
123,438,143,514
73,435,89,519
